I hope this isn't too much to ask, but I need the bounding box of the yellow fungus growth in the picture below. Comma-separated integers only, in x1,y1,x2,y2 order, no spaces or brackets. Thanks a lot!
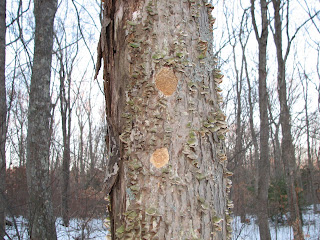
155,67,178,96
150,148,169,168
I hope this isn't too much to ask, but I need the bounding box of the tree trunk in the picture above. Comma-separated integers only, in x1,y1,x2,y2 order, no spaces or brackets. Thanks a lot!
0,0,7,238
79,123,85,186
26,0,57,239
97,0,230,239
232,31,245,222
272,1,304,239
251,0,271,239
244,50,259,194
58,48,72,227
302,74,317,212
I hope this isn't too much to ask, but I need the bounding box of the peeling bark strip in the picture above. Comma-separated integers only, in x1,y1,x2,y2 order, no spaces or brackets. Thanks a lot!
97,0,231,239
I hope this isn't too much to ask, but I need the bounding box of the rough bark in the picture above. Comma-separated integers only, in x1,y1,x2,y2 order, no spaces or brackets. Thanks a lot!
26,0,57,239
97,0,230,239
250,0,271,239
272,0,304,239
0,0,7,238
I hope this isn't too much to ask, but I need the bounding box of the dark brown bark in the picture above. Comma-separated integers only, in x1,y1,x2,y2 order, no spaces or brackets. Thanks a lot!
250,0,271,239
271,0,304,239
98,0,230,239
0,0,6,238
26,0,57,239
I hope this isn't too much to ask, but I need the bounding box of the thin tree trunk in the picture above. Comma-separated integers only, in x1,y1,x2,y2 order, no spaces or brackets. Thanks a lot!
268,99,282,179
26,0,57,238
274,123,282,178
302,73,317,212
79,123,85,185
88,109,95,178
244,51,260,194
271,0,304,239
231,24,247,222
251,0,271,239
58,50,72,227
98,0,230,239
0,0,7,238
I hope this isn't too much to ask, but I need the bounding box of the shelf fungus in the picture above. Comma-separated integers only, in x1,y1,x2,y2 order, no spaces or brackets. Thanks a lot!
150,147,169,168
217,153,227,162
155,67,178,96
223,170,233,178
212,216,224,224
198,39,208,55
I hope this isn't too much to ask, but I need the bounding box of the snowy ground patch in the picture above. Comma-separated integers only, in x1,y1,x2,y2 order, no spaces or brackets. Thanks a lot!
5,216,107,240
5,205,320,239
232,205,320,240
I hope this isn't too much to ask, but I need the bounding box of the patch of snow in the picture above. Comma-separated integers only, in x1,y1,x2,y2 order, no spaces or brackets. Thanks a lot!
5,217,107,240
232,205,320,240
5,205,320,239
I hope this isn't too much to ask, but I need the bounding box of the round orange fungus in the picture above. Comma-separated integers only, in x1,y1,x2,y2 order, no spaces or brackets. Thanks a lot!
155,67,178,96
150,148,169,168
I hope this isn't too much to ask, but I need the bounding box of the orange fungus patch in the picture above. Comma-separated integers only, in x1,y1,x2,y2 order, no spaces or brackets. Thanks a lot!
155,67,178,96
150,148,169,168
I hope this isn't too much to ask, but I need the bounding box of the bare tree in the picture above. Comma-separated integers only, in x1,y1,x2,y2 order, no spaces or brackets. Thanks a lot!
26,0,57,238
96,0,231,239
271,0,306,238
298,68,318,213
225,6,250,222
55,25,79,226
75,96,87,186
250,0,271,239
10,89,28,167
0,0,7,238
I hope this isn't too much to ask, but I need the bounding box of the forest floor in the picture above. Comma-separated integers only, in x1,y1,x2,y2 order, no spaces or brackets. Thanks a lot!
232,205,320,240
5,217,107,239
4,205,320,239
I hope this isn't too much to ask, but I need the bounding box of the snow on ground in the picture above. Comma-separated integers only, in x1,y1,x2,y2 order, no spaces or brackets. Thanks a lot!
5,205,320,239
5,217,107,239
232,205,320,240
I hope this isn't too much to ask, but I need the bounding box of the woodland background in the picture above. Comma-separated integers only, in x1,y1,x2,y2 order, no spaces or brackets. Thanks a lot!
1,0,320,238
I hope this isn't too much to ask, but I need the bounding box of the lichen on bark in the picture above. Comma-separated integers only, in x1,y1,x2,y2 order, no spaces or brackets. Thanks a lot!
97,0,232,239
